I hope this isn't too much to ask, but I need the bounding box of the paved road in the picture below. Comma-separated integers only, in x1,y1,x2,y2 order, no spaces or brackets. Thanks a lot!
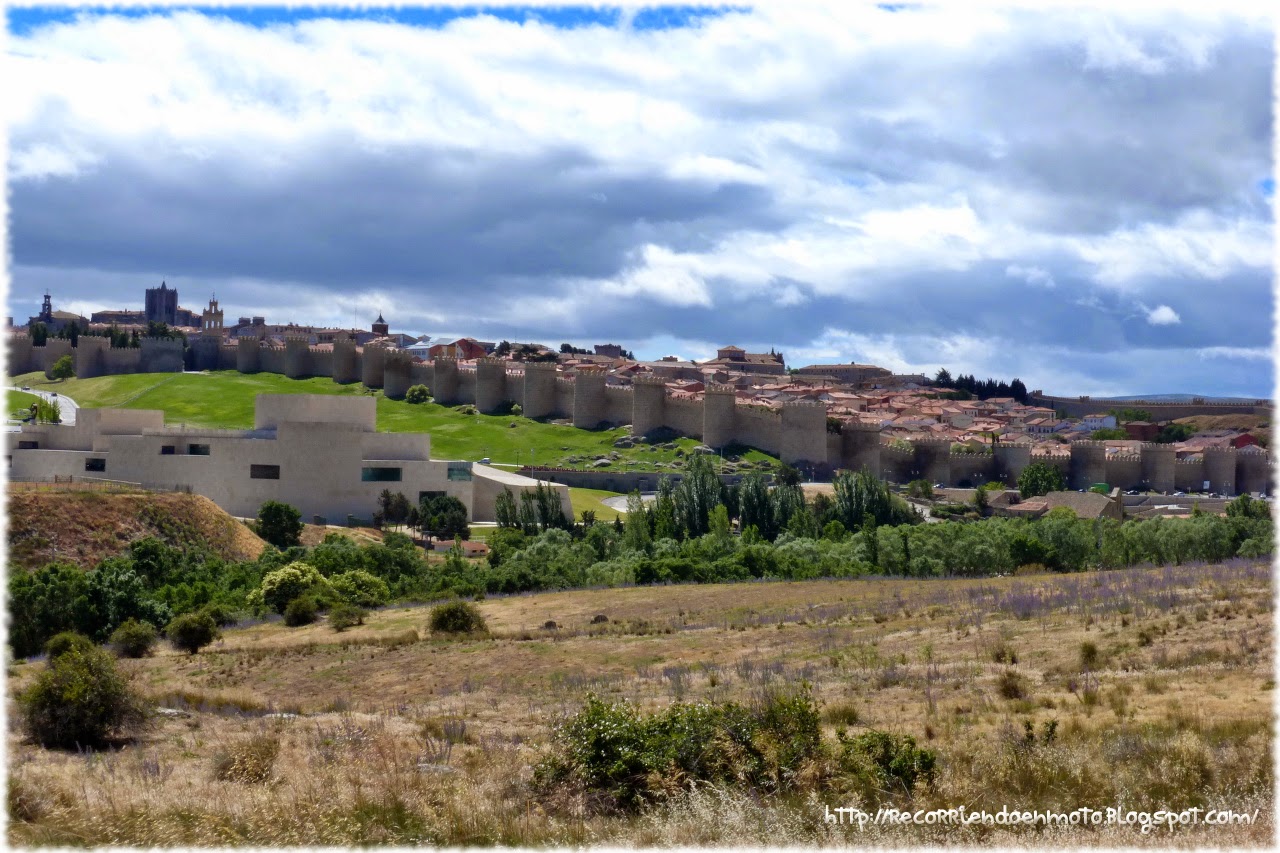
7,386,79,426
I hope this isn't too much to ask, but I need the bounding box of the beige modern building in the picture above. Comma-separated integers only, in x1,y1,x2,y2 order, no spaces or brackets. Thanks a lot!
6,394,571,523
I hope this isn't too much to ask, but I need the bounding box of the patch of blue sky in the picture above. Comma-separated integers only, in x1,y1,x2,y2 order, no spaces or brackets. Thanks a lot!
630,6,747,30
1257,177,1275,198
7,4,748,37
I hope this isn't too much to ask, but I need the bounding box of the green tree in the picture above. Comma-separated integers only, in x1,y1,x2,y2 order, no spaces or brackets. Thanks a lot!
652,476,679,541
256,500,303,549
673,453,721,538
405,384,430,404
29,322,48,346
51,354,75,380
8,563,94,658
1110,408,1152,423
420,494,470,541
1017,462,1068,499
1090,427,1129,440
622,491,652,553
1156,423,1195,444
495,488,519,529
738,473,776,540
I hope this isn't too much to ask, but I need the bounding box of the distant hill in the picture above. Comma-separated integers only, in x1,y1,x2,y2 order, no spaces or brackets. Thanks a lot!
6,487,266,571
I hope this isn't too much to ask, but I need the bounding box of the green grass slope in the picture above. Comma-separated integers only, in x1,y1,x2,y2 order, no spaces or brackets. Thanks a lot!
11,370,779,471
6,389,43,418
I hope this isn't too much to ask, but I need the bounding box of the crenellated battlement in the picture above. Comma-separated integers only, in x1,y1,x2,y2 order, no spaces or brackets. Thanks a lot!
634,374,668,387
781,398,824,408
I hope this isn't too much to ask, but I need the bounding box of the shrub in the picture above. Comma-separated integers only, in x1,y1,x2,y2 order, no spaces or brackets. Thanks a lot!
535,689,825,812
997,669,1027,700
823,701,861,727
199,602,239,628
109,619,158,658
834,730,936,804
44,632,95,660
212,735,280,783
328,603,366,632
167,612,219,655
330,570,389,609
1080,641,1100,671
405,384,430,404
283,596,318,627
21,645,149,748
257,562,330,614
429,601,487,634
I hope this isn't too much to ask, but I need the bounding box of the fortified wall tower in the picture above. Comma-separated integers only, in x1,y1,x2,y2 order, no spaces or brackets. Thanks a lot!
1236,447,1272,494
140,338,184,373
331,336,359,384
993,442,1032,486
432,357,460,405
840,422,882,474
1069,441,1108,490
521,361,558,419
382,350,414,399
283,334,312,379
631,375,668,439
75,336,109,380
1140,443,1176,493
361,343,387,389
1202,447,1237,495
189,336,221,371
701,385,737,448
237,336,260,373
781,400,828,465
475,358,508,414
573,368,607,429
913,438,952,485
7,336,33,375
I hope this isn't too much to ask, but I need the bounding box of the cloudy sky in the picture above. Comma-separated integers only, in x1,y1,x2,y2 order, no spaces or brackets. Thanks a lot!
5,2,1274,397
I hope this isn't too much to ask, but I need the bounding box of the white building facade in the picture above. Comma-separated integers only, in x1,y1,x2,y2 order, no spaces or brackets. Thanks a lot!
7,394,571,523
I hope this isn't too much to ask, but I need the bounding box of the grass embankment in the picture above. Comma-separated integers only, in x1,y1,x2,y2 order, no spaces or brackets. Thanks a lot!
11,370,779,472
568,487,626,522
7,561,1272,846
6,489,267,571
6,389,43,418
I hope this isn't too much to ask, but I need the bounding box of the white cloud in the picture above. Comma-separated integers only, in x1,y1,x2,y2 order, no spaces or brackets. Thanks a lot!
1144,304,1181,325
6,4,1272,396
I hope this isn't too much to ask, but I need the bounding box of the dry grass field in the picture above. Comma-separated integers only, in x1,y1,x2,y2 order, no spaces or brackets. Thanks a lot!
8,560,1273,846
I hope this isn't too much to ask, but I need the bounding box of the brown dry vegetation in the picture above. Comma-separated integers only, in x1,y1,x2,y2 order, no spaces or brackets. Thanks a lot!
7,562,1273,846
1172,414,1269,446
6,489,266,571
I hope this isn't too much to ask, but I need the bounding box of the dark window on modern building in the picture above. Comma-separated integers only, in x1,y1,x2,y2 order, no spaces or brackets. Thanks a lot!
188,444,210,456
161,445,176,455
85,458,106,472
17,441,38,450
446,461,473,482
361,467,403,482
250,464,280,480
